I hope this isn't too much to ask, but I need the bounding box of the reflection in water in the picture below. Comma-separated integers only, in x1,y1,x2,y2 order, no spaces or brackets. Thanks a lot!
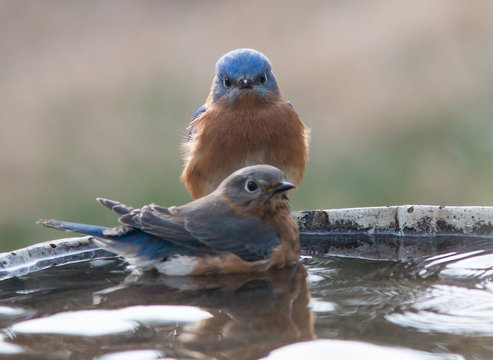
99,264,314,360
261,339,463,360
96,349,164,360
12,305,213,337
1,261,314,360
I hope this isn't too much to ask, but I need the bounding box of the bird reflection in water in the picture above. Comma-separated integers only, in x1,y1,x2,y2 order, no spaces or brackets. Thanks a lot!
95,263,314,360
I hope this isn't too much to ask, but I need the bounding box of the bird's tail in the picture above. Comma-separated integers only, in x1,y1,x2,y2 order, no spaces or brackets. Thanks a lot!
37,219,110,238
37,219,173,269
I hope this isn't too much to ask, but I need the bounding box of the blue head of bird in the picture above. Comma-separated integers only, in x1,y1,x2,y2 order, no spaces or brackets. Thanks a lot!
217,165,295,215
212,49,280,104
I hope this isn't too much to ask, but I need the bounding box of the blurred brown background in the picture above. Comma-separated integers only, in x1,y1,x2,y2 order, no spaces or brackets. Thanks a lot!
1,1,493,252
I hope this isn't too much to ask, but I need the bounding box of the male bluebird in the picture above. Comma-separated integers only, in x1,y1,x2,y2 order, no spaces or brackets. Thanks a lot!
38,165,300,276
182,48,310,199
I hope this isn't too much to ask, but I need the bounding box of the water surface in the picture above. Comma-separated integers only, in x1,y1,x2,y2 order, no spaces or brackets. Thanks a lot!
1,241,493,359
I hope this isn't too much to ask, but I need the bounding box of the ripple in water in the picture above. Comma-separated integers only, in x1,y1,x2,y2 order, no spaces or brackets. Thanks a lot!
387,249,493,337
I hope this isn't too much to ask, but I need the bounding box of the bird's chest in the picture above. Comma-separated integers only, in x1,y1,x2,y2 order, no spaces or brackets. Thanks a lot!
197,110,285,158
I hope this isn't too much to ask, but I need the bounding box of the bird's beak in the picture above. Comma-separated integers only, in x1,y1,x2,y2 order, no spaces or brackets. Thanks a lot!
268,181,296,193
239,78,254,89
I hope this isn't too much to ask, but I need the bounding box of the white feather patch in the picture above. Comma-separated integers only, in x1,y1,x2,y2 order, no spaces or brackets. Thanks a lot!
153,255,199,276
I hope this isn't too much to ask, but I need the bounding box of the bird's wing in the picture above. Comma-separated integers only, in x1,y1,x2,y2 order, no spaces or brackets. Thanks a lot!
187,105,207,141
191,105,207,122
115,203,216,254
181,201,281,262
120,199,280,262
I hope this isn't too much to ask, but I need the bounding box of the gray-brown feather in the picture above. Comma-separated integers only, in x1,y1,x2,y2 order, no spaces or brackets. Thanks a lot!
97,198,134,216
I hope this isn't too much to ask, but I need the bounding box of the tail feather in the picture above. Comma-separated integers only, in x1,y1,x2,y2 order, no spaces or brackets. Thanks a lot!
37,219,153,262
37,219,109,238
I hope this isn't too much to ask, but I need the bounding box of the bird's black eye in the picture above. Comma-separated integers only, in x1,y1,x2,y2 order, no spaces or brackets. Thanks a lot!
259,74,267,84
223,78,232,88
244,180,258,193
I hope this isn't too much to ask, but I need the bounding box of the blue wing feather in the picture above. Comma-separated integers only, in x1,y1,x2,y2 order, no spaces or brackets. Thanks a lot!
187,105,207,141
191,105,207,122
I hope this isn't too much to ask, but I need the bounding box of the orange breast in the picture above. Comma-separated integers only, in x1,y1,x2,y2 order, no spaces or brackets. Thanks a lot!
182,96,310,199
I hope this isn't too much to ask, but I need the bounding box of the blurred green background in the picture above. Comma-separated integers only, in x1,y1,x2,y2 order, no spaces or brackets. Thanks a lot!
1,1,493,252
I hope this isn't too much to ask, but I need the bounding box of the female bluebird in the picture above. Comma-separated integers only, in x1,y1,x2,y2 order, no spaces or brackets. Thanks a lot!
182,48,310,199
39,165,300,276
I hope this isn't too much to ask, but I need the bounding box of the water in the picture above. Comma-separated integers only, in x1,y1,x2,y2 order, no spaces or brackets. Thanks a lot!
1,243,493,359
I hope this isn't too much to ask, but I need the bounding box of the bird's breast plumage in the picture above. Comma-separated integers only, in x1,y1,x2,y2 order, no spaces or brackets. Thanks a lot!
182,96,309,199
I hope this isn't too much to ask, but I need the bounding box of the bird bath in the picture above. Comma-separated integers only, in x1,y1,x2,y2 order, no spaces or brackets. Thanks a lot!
1,205,493,359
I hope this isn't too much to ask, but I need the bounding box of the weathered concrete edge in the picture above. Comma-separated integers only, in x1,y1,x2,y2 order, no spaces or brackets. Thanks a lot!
0,236,114,280
292,205,493,235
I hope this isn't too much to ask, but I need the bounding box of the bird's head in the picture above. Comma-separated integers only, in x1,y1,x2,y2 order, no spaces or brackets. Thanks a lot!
211,49,280,104
219,165,295,216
